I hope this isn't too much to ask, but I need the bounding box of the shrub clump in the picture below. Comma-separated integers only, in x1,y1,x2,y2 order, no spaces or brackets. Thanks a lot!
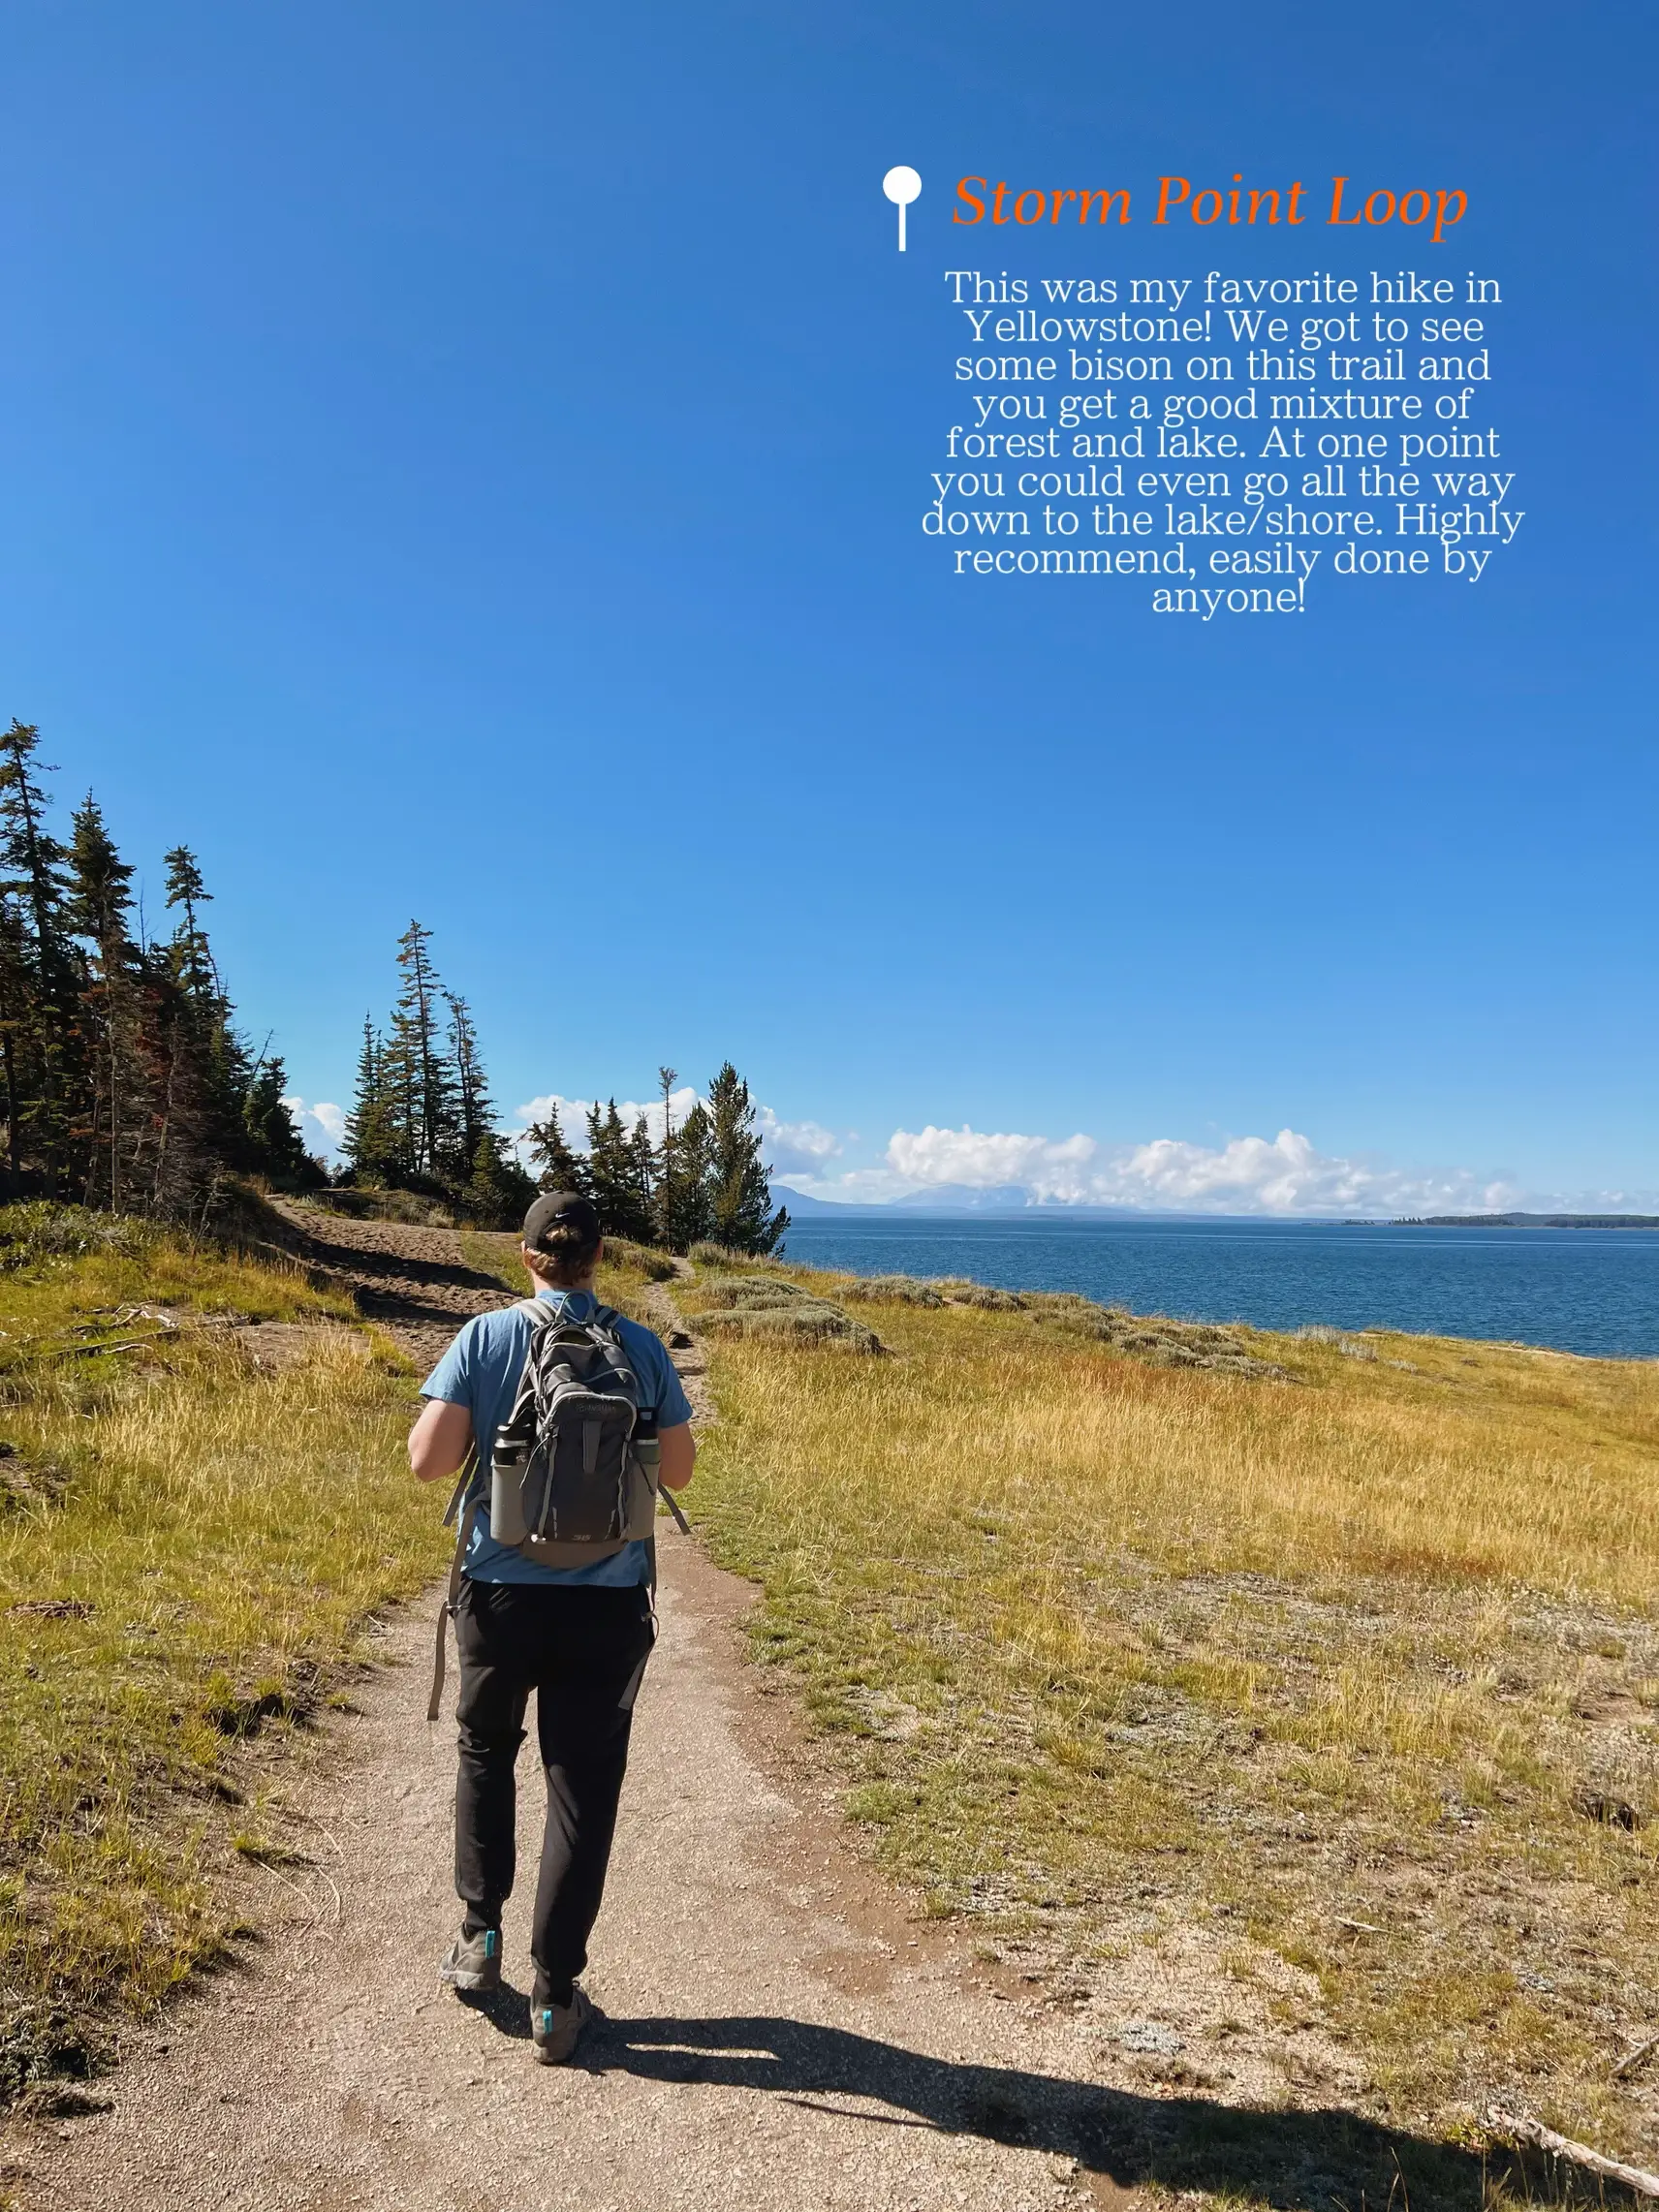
692,1275,884,1352
699,1275,812,1309
0,1204,159,1273
938,1280,1027,1312
1029,1297,1292,1380
603,1237,677,1282
697,1303,883,1354
1297,1324,1377,1360
689,1242,786,1272
838,1274,944,1308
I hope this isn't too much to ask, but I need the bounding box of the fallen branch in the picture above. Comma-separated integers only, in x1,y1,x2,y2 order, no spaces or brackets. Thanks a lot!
48,1335,172,1359
43,1315,245,1360
1487,2109,1659,2199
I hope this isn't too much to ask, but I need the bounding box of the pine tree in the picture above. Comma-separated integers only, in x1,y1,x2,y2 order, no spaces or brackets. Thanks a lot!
0,721,78,1187
162,846,216,1002
629,1113,656,1237
138,959,222,1217
157,844,255,1190
466,1131,535,1226
653,1064,679,1243
585,1098,653,1241
241,1055,319,1187
385,921,456,1181
0,897,31,1189
704,1062,788,1254
343,1017,400,1181
66,794,143,1209
662,1099,713,1251
445,993,493,1181
585,1098,625,1228
523,1102,588,1195
376,1020,417,1180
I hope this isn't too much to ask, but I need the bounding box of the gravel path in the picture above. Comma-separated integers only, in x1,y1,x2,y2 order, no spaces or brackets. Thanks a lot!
10,1541,1136,2212
264,1201,516,1367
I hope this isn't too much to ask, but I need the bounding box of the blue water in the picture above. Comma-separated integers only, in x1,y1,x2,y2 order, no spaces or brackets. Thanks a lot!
776,1217,1659,1359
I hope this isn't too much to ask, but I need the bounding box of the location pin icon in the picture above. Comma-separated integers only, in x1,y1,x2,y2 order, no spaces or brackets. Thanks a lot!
883,166,922,252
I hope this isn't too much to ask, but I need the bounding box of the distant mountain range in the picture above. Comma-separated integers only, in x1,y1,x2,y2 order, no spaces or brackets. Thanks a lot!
773,1182,1052,1218
773,1183,1218,1221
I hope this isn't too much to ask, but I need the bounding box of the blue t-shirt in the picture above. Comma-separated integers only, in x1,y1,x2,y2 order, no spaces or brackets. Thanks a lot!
421,1288,693,1586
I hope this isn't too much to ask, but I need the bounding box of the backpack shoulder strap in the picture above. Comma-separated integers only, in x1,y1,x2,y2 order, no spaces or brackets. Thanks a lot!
428,1448,481,1723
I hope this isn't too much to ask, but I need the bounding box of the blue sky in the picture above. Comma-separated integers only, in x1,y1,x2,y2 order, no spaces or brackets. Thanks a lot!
0,0,1650,1211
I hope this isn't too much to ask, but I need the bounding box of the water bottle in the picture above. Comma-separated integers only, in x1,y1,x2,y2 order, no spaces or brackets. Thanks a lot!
634,1410,661,1488
489,1423,530,1545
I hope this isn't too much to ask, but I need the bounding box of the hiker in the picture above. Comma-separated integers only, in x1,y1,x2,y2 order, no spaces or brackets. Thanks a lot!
408,1192,695,2064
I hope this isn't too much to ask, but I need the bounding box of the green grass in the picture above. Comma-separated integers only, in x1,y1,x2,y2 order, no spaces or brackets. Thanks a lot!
675,1262,1659,2181
0,1210,446,2104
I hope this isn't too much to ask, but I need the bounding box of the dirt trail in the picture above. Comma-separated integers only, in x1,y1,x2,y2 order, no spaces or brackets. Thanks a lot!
264,1201,516,1367
3,1213,1475,2212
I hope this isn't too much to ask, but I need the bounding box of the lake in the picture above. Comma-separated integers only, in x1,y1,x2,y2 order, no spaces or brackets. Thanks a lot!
775,1216,1659,1359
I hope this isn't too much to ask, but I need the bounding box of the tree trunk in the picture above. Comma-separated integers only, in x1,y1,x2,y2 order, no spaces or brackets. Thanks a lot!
2,1028,17,1192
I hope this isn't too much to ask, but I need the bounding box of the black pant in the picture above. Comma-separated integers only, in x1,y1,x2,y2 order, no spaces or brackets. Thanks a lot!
453,1577,655,2005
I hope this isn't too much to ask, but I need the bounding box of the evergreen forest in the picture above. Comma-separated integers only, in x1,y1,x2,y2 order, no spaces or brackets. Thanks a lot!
0,725,786,1253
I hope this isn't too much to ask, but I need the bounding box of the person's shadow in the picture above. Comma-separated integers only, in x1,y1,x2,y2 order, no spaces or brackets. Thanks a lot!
469,1993,1509,2207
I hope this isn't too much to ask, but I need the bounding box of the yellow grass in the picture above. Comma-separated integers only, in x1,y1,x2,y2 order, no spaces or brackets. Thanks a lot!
0,1226,444,2103
679,1267,1659,2165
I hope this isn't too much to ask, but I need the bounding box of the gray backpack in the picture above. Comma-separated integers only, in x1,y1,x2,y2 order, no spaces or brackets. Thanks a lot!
428,1299,689,1719
490,1299,653,1556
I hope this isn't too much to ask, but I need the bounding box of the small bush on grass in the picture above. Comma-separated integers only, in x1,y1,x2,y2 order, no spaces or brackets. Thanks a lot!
697,1304,883,1354
688,1242,785,1272
698,1275,811,1309
839,1275,945,1308
603,1237,677,1282
0,1205,160,1272
937,1280,1026,1311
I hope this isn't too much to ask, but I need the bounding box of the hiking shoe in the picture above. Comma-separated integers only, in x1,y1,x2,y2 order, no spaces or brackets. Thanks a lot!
531,1984,591,2066
438,1927,502,1993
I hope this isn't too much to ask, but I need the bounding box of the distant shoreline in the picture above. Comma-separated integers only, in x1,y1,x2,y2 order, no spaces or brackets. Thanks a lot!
778,1198,1659,1231
1393,1213,1659,1231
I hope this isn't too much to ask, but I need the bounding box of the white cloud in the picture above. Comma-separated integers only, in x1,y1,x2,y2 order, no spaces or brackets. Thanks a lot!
1097,1130,1522,1216
758,1108,842,1178
283,1096,345,1159
888,1123,1100,1199
780,1121,1544,1217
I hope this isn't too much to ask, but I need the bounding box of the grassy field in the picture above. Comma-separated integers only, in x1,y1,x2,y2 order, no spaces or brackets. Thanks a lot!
674,1259,1659,2173
5,1206,1653,2196
0,1207,448,2106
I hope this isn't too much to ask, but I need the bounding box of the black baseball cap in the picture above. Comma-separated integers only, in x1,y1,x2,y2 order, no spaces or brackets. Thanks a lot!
521,1192,602,1247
